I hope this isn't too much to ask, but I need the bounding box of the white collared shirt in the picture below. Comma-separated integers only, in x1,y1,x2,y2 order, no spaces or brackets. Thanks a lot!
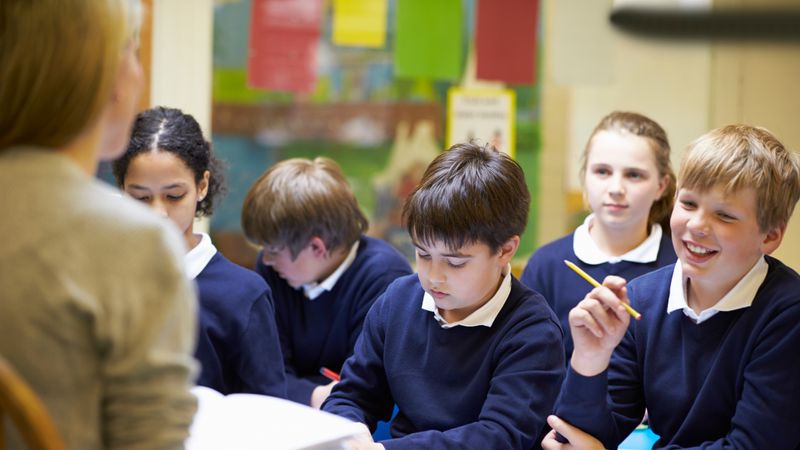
573,214,664,265
302,240,360,300
421,264,512,329
185,232,217,280
666,256,768,324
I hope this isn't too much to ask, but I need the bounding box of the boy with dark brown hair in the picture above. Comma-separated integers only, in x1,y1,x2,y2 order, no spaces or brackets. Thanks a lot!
323,143,565,449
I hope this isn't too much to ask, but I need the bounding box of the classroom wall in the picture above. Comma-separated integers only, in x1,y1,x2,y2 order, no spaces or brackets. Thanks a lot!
149,0,214,232
150,0,213,131
147,0,799,268
710,41,800,268
539,0,800,270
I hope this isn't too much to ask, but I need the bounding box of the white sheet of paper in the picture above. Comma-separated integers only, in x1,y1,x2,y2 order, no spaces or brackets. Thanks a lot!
186,386,368,450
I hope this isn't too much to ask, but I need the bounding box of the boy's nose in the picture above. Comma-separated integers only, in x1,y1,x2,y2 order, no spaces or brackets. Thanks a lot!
261,252,275,266
426,263,446,284
686,213,709,235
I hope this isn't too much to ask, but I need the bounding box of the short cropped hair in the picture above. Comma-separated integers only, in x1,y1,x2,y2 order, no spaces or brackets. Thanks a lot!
0,0,141,149
403,142,530,254
679,124,800,232
112,106,227,217
581,111,676,228
242,157,368,259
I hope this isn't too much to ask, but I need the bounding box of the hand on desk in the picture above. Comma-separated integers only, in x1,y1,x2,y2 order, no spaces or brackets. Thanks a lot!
343,423,384,450
311,380,337,409
343,440,385,450
542,415,605,450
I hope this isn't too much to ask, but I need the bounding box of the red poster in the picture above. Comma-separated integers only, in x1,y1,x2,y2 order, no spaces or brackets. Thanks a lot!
248,0,324,93
476,0,540,85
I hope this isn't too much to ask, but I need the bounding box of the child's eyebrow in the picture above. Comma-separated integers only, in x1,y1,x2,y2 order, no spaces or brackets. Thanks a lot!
412,242,471,258
442,251,471,258
128,182,187,190
161,183,188,190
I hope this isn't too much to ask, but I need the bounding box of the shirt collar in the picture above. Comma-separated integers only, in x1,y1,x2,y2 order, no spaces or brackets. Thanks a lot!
303,240,360,300
185,233,217,280
573,214,663,265
666,256,768,324
421,264,512,329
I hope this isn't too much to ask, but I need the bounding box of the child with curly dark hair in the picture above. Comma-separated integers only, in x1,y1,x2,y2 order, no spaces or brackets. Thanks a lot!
113,106,286,397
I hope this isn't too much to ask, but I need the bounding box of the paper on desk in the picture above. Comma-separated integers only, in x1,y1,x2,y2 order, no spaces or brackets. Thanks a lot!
186,386,367,450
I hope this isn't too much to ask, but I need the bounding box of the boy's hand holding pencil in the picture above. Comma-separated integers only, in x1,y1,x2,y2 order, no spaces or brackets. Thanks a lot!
319,367,341,382
564,260,634,378
564,260,641,320
311,368,340,409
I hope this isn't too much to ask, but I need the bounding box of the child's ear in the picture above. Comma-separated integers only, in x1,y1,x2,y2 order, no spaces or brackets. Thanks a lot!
656,174,670,199
197,170,210,202
497,235,520,265
761,223,786,255
309,236,328,258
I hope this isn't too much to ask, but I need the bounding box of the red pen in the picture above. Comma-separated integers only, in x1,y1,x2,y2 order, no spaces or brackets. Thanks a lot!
319,367,341,382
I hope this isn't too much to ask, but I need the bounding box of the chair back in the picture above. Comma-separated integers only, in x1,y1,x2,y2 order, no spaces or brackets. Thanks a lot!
0,355,68,450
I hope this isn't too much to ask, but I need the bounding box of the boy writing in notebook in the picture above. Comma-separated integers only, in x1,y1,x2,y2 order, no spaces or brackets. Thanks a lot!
542,125,800,450
323,143,565,449
242,157,412,407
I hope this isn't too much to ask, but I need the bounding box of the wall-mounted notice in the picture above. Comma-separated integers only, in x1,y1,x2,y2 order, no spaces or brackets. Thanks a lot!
447,87,516,157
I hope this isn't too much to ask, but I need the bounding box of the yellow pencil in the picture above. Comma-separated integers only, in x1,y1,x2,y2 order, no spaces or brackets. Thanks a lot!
563,260,641,320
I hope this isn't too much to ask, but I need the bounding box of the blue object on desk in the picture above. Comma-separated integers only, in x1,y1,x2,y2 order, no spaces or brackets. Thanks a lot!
618,426,659,450
372,405,399,441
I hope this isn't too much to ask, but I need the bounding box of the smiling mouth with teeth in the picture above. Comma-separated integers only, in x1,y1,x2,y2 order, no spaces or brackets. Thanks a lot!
686,242,714,255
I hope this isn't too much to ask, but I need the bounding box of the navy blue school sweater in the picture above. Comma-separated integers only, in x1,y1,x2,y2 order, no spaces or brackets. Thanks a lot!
322,274,566,450
194,252,287,397
520,232,676,358
555,257,800,449
255,235,412,404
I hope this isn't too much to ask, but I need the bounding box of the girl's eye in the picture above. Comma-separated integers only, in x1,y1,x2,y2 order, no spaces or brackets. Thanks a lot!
717,212,736,222
167,194,185,201
593,168,610,176
133,196,151,202
626,171,644,180
680,200,697,209
447,260,466,268
416,252,431,260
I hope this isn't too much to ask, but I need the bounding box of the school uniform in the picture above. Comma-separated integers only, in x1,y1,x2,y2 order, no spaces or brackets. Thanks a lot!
322,271,565,450
256,235,412,404
191,233,287,397
555,256,800,449
520,214,676,357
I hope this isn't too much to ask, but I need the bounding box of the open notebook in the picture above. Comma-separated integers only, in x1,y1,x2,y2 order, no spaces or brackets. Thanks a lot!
186,386,368,450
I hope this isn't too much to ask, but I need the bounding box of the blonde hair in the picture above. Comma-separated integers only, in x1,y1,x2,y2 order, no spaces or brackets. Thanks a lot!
580,111,676,228
0,0,141,150
242,157,368,259
679,124,800,232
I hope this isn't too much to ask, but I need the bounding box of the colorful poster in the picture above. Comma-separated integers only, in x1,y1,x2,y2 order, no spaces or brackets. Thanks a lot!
394,0,463,80
332,0,388,48
476,0,539,84
248,0,324,93
447,87,516,157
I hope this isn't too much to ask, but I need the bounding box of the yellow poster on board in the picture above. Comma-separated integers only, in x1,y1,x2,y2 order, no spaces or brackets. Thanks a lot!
447,87,516,157
332,0,388,48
